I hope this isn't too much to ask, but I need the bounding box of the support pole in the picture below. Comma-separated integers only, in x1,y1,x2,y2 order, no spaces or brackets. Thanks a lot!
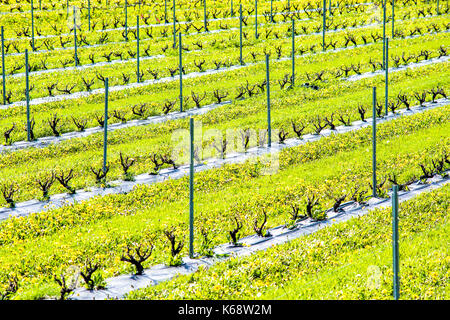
1,27,5,105
270,0,273,23
25,49,30,142
372,87,377,198
392,184,399,300
31,0,35,51
165,0,168,23
189,117,194,259
124,0,128,41
73,6,78,66
291,18,295,87
179,32,183,112
203,0,207,32
173,0,176,48
266,54,271,147
88,0,91,31
239,4,243,65
255,0,258,39
137,16,140,83
385,37,389,116
103,78,109,174
392,0,395,38
322,0,326,51
230,0,233,17
382,0,386,69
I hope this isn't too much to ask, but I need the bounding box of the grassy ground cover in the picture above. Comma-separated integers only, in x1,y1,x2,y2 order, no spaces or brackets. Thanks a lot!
1,106,447,243
0,18,447,144
2,5,373,68
125,184,449,300
0,0,374,40
0,108,447,299
0,0,447,302
0,60,447,205
2,14,447,103
263,222,449,299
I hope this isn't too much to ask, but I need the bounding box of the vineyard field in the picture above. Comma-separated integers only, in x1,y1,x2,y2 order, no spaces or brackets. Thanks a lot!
0,0,448,304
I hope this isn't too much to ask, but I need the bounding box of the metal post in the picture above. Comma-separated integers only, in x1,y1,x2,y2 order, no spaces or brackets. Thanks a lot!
189,117,194,259
239,4,243,65
266,54,271,147
179,32,183,112
39,0,41,10
103,78,109,174
392,184,399,300
125,0,128,41
173,0,176,48
73,6,78,66
31,0,35,51
437,0,440,15
291,18,295,87
382,0,386,69
255,0,258,39
203,0,207,32
137,16,140,83
329,0,331,12
270,0,273,23
88,0,91,31
392,0,395,38
372,87,377,198
66,0,69,17
25,49,31,142
385,37,389,116
1,27,5,105
322,0,326,51
165,0,168,23
230,0,233,17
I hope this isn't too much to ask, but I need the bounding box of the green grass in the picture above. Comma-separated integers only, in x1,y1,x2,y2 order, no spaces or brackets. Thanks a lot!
0,0,318,40
3,15,447,103
0,61,448,205
0,110,448,299
265,222,449,300
0,0,448,301
2,7,372,71
124,184,449,300
1,106,447,245
1,26,447,134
